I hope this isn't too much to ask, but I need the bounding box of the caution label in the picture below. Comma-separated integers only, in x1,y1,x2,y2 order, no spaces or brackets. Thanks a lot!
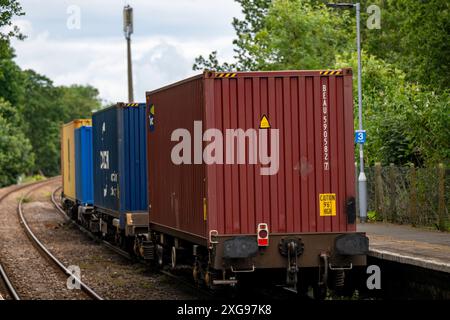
203,197,207,221
260,115,271,129
319,193,336,216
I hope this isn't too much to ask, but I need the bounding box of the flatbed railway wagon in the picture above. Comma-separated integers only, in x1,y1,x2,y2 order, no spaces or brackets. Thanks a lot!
61,119,93,218
142,69,369,296
91,103,148,249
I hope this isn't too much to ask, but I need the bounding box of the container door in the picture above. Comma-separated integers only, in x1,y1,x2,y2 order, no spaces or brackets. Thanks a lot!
93,108,119,212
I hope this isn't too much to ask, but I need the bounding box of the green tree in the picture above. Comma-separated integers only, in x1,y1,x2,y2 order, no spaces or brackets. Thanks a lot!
194,0,271,71
250,0,353,70
194,0,353,71
363,0,450,92
18,71,101,176
230,0,272,70
0,44,24,106
0,98,34,186
19,70,62,176
336,52,450,166
193,0,449,166
0,0,25,41
193,51,236,72
0,2,101,182
58,84,101,121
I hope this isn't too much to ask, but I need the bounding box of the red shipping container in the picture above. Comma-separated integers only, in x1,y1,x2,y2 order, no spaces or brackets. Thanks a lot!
146,69,356,246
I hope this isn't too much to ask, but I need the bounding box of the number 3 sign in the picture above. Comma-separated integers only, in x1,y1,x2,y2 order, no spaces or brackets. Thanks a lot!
355,130,367,144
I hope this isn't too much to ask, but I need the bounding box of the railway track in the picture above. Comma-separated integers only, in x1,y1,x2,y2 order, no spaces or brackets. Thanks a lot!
50,186,131,260
0,179,54,300
0,262,20,300
50,186,215,299
50,186,302,300
18,182,103,300
0,178,103,300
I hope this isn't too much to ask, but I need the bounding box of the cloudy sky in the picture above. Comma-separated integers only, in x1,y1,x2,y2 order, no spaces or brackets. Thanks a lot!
11,0,242,104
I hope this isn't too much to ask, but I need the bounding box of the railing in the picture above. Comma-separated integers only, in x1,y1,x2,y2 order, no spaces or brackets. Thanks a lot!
357,163,449,231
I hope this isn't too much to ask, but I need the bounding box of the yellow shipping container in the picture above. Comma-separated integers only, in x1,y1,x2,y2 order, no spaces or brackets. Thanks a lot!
61,119,92,201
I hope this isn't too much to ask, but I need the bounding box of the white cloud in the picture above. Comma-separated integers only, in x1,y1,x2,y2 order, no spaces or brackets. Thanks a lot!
12,33,236,103
10,0,242,103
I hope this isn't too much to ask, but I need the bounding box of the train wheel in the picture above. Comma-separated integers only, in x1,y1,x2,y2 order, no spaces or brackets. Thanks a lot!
193,262,200,285
170,246,177,269
156,244,164,267
313,283,328,300
124,236,135,254
115,232,123,247
204,270,212,289
70,206,78,220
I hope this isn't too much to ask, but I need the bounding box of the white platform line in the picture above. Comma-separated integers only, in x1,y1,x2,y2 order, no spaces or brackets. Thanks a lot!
369,248,450,274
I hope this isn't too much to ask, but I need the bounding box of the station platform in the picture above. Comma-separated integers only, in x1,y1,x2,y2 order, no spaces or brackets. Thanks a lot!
358,222,450,274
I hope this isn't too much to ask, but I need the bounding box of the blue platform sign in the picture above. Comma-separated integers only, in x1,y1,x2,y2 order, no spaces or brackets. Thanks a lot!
355,130,367,144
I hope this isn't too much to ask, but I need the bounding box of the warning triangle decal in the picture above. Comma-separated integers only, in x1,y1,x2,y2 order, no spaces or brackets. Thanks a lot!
260,114,271,129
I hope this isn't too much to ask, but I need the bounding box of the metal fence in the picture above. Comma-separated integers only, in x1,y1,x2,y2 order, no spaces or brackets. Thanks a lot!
359,163,449,231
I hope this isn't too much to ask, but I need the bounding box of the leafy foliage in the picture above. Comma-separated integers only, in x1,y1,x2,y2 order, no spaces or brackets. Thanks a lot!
58,85,101,121
18,70,63,176
0,98,34,186
193,0,449,166
0,0,25,41
363,0,450,92
230,0,272,70
0,41,24,106
193,0,272,71
18,70,101,177
0,45,101,185
193,51,236,72
336,52,449,166
247,0,353,70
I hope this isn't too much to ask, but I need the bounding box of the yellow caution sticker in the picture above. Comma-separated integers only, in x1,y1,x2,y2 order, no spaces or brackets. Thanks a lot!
319,193,336,216
216,72,237,78
260,115,271,129
320,70,343,76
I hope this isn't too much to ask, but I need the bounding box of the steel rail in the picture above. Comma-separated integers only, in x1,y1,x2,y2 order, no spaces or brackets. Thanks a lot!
51,186,215,298
51,187,132,260
0,178,58,300
18,183,103,300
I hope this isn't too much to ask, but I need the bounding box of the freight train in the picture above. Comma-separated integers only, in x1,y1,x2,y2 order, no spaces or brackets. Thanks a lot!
61,69,369,298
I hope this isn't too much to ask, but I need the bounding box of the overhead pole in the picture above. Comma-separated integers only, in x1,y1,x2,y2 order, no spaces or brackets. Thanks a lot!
123,5,134,103
354,3,367,223
326,2,367,223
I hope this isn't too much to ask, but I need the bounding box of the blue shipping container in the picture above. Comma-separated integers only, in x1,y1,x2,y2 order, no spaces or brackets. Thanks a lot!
92,103,148,229
75,126,94,205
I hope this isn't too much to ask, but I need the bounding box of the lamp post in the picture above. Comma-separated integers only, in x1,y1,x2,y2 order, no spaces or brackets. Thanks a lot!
326,2,367,223
123,5,134,103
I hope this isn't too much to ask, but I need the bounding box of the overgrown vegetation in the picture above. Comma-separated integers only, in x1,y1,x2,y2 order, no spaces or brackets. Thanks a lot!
0,1,101,186
193,0,449,167
365,164,449,231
